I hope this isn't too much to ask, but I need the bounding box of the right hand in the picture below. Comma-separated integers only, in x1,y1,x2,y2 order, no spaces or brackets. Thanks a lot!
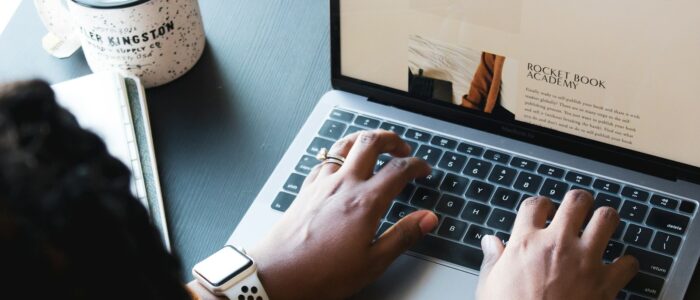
476,190,640,300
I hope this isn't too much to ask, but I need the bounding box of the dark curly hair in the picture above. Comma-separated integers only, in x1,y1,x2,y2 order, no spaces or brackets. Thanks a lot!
0,80,191,300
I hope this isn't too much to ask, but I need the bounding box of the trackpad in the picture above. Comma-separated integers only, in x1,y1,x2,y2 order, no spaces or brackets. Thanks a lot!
352,254,480,300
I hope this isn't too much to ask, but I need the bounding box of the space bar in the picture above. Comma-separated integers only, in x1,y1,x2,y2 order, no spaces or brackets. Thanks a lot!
409,234,484,271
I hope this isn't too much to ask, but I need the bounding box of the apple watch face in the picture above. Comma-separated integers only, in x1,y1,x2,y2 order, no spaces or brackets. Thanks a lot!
194,246,253,287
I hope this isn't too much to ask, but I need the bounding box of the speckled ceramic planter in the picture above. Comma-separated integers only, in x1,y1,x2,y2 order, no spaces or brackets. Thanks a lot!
63,0,206,87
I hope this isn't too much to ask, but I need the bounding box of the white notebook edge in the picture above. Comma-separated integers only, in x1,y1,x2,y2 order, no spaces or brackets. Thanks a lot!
121,75,172,251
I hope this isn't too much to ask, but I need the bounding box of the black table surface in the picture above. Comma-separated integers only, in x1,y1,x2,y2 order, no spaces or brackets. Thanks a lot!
1,1,699,298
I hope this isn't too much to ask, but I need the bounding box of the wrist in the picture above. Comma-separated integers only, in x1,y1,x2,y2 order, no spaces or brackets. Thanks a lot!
187,280,227,300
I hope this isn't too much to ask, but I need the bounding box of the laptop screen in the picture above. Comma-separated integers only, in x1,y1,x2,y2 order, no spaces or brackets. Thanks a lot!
338,0,700,169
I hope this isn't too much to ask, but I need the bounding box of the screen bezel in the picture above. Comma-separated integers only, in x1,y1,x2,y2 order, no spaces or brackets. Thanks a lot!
329,0,700,184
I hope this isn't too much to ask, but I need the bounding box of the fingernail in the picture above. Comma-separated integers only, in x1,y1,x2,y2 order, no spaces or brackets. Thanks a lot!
418,212,438,235
481,235,494,252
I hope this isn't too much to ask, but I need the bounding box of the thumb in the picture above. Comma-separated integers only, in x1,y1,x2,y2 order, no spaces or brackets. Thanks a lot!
371,210,438,268
479,235,505,277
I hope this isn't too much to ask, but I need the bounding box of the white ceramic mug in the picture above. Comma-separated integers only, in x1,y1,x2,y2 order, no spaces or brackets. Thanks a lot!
35,0,206,88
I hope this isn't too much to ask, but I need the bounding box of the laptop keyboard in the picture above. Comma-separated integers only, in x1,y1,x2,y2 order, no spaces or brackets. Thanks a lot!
271,108,697,300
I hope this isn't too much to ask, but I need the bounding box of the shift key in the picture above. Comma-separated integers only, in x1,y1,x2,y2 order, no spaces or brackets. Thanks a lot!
625,272,665,298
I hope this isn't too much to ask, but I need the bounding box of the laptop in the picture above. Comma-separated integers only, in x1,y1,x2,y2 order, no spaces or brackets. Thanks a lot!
228,1,700,299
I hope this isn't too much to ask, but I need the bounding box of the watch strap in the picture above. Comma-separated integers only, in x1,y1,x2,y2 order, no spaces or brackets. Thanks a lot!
222,271,269,300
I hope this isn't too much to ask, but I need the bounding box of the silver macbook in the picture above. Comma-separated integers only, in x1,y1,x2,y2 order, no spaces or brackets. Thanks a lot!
228,1,700,299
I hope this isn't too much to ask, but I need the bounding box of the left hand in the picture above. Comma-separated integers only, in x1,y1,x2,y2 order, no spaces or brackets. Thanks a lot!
248,130,439,300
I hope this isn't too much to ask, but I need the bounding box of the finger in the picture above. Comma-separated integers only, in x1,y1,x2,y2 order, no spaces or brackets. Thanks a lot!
318,135,356,177
511,196,555,238
479,235,505,277
303,164,322,186
364,157,430,217
371,210,438,269
549,189,594,235
341,130,411,179
581,206,620,256
604,255,640,293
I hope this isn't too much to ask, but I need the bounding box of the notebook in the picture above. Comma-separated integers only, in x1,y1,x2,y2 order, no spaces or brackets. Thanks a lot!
52,72,170,250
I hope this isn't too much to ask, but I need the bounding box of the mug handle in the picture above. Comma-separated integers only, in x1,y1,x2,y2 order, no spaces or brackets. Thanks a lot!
33,0,81,58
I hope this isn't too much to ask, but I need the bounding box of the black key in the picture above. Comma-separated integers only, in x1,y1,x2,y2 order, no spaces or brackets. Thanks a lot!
651,232,682,256
457,142,484,156
510,157,537,171
329,109,354,122
306,137,334,155
354,115,380,128
603,241,624,261
463,158,492,179
410,187,441,209
483,150,510,163
440,173,469,195
679,200,697,214
386,202,418,223
409,234,483,270
564,171,592,186
415,145,443,166
436,194,466,217
625,246,674,277
623,224,653,247
622,186,650,202
627,294,650,300
343,125,363,137
405,129,431,142
625,272,664,298
490,188,521,210
487,209,516,232
397,183,415,203
376,222,393,238
374,155,391,173
513,172,544,194
593,179,621,194
431,136,458,150
616,291,628,300
594,193,622,210
619,201,649,223
379,122,406,135
465,180,495,202
271,192,295,212
539,179,569,201
537,164,565,178
487,165,517,186
463,225,495,247
495,232,511,245
650,195,679,210
461,201,491,224
613,221,626,240
438,151,468,173
438,217,469,241
283,173,306,194
416,169,445,188
646,208,689,234
295,155,320,174
405,140,419,156
318,119,346,140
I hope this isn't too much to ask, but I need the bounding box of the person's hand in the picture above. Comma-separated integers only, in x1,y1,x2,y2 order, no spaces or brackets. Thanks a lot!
248,130,439,300
476,190,640,300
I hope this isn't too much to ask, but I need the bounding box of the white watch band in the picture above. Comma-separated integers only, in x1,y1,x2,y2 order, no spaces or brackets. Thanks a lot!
222,271,269,300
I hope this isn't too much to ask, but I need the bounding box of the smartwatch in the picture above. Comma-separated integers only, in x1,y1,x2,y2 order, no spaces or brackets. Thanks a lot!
192,245,269,300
